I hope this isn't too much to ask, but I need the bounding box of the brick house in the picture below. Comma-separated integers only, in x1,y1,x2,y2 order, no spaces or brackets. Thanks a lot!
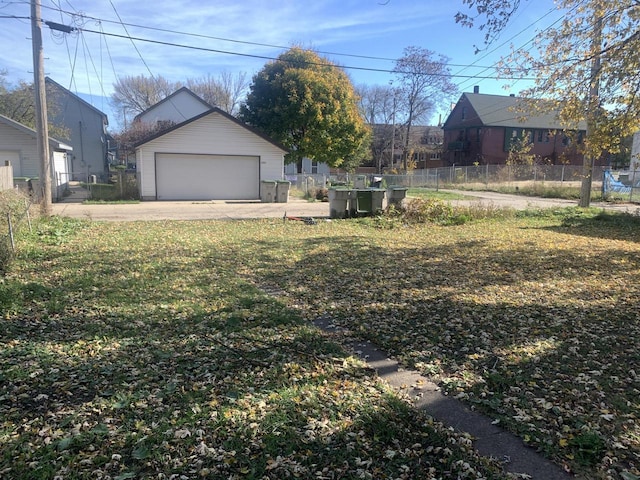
442,89,590,166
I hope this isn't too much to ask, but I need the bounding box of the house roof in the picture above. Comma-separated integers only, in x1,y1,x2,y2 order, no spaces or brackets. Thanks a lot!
0,113,73,151
133,107,289,153
446,92,587,131
45,77,109,125
133,87,214,123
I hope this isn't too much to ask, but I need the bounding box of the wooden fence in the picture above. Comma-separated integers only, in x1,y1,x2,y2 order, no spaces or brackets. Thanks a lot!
0,161,14,191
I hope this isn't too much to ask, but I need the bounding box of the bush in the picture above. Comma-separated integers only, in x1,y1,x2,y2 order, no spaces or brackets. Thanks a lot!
368,198,515,228
403,198,459,225
305,187,329,202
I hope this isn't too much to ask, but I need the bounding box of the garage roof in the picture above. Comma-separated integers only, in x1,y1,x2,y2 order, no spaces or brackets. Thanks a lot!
133,107,289,153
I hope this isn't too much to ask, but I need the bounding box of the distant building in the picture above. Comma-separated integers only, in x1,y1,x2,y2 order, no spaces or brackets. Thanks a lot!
442,88,592,166
370,124,444,172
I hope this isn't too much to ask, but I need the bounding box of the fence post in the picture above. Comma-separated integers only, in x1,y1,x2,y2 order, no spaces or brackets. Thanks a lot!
7,212,15,251
24,199,32,233
485,164,489,187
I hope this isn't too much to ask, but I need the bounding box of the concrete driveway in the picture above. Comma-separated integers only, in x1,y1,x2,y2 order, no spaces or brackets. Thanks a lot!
51,191,637,221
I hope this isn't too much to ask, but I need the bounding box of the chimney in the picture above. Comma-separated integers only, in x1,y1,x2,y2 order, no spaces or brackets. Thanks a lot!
473,86,479,94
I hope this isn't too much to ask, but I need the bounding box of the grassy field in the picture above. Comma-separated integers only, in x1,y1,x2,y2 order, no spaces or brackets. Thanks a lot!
1,206,640,479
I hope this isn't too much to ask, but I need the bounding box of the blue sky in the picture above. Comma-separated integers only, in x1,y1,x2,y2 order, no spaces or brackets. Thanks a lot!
0,0,561,129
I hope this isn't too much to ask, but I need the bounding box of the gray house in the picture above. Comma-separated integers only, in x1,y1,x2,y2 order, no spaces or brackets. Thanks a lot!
45,77,109,181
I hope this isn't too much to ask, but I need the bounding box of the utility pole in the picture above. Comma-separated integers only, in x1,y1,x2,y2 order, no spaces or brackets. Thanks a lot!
31,0,52,215
578,10,603,208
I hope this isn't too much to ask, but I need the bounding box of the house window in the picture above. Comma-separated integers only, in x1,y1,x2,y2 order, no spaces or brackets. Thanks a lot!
462,107,467,120
311,160,319,174
537,130,543,143
430,152,441,160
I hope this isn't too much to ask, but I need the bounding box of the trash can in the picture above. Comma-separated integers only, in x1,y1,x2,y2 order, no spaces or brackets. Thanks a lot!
328,188,350,218
260,180,277,203
370,188,386,213
386,186,408,208
354,175,367,189
347,189,358,217
355,189,372,216
275,180,291,203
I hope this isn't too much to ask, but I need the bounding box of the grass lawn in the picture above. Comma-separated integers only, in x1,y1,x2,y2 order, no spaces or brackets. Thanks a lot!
1,207,640,479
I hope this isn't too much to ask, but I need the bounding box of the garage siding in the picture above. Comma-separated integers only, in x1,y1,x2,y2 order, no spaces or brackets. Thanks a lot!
0,124,39,177
137,111,285,200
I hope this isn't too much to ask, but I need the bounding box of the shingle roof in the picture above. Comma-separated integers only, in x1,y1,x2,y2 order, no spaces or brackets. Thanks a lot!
462,93,586,131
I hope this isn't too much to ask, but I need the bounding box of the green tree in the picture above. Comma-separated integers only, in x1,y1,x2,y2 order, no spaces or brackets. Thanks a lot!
240,47,371,170
0,77,68,140
456,0,640,206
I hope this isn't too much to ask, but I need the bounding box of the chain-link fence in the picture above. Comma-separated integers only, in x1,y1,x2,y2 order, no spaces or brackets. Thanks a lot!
288,164,638,199
1,190,35,273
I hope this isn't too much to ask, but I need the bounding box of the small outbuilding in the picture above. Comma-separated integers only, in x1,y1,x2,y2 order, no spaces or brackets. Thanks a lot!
135,108,287,201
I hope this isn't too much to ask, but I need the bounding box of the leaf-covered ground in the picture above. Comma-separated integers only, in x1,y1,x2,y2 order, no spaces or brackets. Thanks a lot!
1,209,639,479
1,217,511,479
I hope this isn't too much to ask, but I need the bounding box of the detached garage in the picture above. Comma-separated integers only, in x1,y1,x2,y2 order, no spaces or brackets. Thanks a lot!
135,108,287,201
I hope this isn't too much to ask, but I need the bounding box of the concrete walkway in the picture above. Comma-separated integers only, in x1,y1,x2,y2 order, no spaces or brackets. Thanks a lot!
313,316,572,479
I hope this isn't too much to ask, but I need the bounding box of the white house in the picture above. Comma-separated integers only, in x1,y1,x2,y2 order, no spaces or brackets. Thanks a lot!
134,87,213,126
284,158,330,176
135,108,287,201
0,114,72,201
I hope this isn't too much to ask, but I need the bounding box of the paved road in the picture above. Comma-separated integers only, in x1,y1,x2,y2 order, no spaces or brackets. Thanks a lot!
51,190,638,221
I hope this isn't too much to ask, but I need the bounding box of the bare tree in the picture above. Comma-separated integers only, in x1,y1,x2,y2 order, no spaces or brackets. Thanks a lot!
111,75,181,126
187,71,249,115
357,84,400,172
394,46,457,171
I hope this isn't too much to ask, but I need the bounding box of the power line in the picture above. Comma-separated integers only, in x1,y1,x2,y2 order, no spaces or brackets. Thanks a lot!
75,26,537,81
38,2,503,70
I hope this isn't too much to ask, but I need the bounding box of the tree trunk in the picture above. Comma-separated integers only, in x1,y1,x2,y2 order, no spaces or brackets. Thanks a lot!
579,12,603,208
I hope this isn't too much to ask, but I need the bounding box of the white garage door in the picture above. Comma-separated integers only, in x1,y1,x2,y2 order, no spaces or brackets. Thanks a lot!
156,153,259,200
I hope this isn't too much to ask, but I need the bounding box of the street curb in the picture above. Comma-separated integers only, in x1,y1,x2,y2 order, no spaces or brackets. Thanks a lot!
312,315,572,480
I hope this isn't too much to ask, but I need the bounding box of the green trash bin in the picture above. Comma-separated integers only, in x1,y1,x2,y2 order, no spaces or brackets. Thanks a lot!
370,188,386,213
356,189,372,216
